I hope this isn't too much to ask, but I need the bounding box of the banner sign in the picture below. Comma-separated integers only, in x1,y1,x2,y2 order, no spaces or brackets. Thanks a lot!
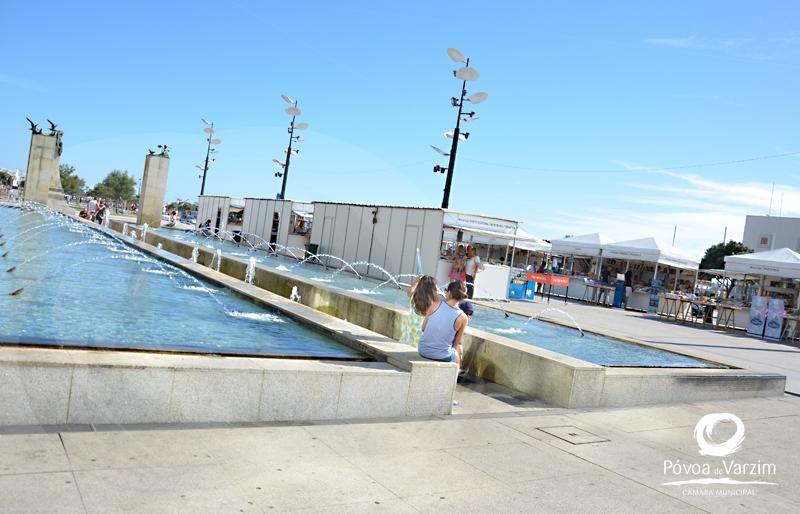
443,211,517,236
747,296,768,338
526,273,570,287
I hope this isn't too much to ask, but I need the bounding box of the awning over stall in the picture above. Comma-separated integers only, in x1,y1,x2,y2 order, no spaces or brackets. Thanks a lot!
550,233,614,257
442,210,520,244
509,228,551,252
724,248,800,279
602,237,699,270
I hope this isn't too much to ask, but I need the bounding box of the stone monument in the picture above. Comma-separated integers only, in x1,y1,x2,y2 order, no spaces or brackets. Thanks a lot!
136,145,170,228
23,119,68,211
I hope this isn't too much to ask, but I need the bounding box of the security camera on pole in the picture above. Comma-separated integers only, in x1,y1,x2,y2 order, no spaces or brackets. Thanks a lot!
431,47,488,209
274,95,309,200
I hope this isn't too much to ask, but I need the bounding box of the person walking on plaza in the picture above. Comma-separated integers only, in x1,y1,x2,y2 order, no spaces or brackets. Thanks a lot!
464,247,482,299
86,197,97,220
409,276,468,367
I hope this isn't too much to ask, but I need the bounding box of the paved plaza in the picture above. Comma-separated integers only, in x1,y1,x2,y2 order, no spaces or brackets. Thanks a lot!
1,391,798,513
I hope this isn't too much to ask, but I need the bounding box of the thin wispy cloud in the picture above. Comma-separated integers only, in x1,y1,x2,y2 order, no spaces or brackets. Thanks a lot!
645,36,747,50
0,74,46,92
644,35,800,62
526,167,800,257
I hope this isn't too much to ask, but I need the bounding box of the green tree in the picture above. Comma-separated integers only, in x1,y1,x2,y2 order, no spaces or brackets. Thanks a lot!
699,241,752,270
93,170,136,201
59,164,86,196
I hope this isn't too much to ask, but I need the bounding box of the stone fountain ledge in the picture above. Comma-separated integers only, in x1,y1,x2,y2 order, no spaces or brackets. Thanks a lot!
106,220,787,408
0,213,458,427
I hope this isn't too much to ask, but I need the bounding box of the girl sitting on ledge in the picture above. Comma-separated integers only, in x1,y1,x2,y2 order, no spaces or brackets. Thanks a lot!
409,276,468,367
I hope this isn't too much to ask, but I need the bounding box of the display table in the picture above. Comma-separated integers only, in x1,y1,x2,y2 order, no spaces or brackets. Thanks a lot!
435,259,511,300
626,290,652,312
716,304,751,331
657,295,683,319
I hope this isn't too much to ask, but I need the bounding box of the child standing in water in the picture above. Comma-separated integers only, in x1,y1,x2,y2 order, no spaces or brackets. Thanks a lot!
409,276,469,367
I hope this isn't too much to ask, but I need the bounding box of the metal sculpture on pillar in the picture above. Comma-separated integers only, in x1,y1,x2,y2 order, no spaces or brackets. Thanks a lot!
273,95,309,200
23,117,68,211
430,48,488,209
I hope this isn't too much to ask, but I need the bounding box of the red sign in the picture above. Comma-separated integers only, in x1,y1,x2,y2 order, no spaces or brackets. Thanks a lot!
526,273,570,287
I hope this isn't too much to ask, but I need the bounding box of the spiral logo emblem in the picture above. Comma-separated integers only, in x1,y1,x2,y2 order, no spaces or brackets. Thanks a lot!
693,413,745,457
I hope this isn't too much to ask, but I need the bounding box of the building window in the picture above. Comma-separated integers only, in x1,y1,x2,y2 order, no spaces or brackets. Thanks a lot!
758,235,771,248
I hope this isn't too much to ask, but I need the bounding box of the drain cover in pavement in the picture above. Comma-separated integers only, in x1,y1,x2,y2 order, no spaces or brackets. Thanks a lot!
537,426,609,445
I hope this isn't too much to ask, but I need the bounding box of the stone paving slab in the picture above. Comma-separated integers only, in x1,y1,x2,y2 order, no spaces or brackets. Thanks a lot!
2,395,800,512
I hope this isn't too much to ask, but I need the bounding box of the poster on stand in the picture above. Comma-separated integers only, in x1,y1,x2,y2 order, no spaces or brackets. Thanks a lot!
747,296,768,338
764,298,785,341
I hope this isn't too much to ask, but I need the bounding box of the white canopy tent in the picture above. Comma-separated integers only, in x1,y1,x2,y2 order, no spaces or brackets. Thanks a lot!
724,248,800,279
550,233,614,257
511,228,551,252
602,237,699,270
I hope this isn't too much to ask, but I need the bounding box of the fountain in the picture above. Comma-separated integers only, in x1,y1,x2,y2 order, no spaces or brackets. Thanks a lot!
191,245,199,263
290,285,301,302
525,308,584,337
245,257,256,285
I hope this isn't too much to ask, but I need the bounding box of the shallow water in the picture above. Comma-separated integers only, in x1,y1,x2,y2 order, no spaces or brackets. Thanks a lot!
163,229,720,368
0,209,361,359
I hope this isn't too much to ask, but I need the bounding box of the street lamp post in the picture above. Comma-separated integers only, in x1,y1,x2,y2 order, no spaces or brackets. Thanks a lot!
431,48,487,209
199,119,221,196
274,95,309,200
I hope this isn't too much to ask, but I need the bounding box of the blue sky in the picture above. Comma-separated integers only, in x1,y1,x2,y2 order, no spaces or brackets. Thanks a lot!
2,0,799,256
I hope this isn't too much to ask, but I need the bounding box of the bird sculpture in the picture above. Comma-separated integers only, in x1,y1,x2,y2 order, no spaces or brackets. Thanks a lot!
148,149,155,155
26,118,42,134
47,119,58,135
157,144,169,156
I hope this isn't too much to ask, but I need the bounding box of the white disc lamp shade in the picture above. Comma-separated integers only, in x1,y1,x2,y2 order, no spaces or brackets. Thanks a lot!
467,92,488,104
455,67,479,81
444,131,468,141
447,47,466,63
430,145,450,156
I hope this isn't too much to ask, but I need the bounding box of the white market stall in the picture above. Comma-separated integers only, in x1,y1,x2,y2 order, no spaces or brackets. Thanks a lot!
438,211,523,300
548,233,615,302
724,248,800,339
507,228,551,268
601,237,700,311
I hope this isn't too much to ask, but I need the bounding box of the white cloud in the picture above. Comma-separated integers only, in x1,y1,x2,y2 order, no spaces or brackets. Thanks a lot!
0,75,46,92
645,37,746,50
522,171,800,258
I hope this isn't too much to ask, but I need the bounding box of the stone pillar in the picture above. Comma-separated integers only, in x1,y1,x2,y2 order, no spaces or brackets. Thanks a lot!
136,152,170,228
23,131,68,211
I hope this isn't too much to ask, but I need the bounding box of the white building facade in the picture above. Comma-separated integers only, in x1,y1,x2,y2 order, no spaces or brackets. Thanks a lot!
743,215,800,252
